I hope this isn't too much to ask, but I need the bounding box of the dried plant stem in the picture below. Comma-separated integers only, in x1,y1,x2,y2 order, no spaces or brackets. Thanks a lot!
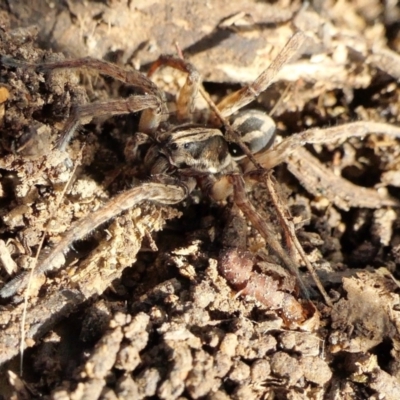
20,148,84,375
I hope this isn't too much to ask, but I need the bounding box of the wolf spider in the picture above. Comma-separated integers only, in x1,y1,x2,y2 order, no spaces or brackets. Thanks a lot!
1,31,399,311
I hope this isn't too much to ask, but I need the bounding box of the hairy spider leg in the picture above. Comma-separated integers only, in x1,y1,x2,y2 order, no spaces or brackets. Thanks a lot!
0,182,188,299
1,56,168,149
57,95,161,151
216,31,306,118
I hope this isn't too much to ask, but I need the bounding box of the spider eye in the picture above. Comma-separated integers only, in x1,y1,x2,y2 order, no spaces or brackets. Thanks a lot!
169,143,178,151
183,142,191,149
228,143,244,159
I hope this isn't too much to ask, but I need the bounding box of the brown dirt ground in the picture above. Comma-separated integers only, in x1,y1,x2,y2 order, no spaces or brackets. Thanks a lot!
1,1,400,399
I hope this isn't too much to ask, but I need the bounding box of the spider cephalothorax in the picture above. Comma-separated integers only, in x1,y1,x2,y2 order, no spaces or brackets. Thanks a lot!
161,126,233,173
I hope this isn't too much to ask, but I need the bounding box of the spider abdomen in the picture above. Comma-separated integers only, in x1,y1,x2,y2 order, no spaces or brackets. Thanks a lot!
229,109,276,160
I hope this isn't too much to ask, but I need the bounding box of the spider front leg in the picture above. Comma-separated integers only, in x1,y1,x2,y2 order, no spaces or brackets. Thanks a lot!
216,31,306,118
248,121,400,209
0,180,190,299
1,56,168,150
56,94,162,151
147,55,201,122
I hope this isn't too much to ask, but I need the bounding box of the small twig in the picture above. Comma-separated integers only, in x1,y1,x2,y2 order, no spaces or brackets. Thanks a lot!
19,235,46,376
19,146,84,375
